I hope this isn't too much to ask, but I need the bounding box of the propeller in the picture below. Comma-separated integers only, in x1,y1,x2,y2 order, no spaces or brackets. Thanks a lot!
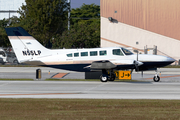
133,50,143,71
133,60,143,71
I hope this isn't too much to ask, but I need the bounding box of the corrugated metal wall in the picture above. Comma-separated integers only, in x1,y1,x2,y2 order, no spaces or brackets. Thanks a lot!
101,0,180,40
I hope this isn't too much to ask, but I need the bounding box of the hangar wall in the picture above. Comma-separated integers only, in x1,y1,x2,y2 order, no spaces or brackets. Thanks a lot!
101,0,180,60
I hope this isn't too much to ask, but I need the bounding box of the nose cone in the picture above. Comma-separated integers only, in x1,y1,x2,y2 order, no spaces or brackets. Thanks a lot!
156,56,176,66
157,56,176,64
166,57,176,63
137,54,176,67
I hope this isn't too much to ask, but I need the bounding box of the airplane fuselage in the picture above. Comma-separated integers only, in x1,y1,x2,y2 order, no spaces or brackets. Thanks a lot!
5,27,176,82
27,47,175,72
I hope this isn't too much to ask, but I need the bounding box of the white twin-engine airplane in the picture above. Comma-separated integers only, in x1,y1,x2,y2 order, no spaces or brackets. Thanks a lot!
5,27,175,82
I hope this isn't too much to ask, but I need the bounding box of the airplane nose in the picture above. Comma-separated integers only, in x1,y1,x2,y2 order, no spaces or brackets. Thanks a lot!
157,56,176,67
166,57,176,62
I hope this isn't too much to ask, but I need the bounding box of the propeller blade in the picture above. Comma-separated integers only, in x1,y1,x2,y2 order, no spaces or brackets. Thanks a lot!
134,60,143,71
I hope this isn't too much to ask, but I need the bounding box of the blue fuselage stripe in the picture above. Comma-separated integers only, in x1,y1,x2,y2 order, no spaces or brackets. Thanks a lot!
43,61,174,72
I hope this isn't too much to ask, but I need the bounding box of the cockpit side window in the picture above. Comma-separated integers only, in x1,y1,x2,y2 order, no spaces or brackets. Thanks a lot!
112,49,124,56
121,48,133,55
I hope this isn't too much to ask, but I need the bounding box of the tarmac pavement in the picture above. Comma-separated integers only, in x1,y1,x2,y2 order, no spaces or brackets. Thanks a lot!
0,67,180,99
0,67,179,82
0,81,180,99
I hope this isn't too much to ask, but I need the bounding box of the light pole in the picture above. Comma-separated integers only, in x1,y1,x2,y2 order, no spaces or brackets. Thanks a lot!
68,0,71,30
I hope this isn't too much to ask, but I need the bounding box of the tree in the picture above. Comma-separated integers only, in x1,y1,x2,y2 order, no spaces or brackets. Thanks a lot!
0,19,10,47
71,4,100,25
18,0,70,47
51,4,100,48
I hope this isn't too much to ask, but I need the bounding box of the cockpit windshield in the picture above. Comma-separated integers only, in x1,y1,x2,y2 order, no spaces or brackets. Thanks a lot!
121,48,133,55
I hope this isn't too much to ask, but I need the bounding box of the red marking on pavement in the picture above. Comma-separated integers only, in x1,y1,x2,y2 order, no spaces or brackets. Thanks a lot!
52,73,68,78
145,75,180,80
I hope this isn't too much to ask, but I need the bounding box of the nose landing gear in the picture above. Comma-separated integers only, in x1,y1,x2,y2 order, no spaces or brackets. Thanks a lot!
153,70,161,82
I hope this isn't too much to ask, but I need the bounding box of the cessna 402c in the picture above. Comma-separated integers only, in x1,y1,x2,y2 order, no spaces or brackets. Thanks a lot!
5,27,175,82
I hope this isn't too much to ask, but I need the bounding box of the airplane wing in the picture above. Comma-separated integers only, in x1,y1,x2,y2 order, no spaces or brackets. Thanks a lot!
90,60,116,69
86,60,143,70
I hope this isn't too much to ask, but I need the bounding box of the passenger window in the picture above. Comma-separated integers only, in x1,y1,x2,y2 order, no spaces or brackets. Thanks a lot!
81,52,88,57
67,53,72,57
74,53,79,57
99,50,107,56
113,49,124,56
90,51,97,56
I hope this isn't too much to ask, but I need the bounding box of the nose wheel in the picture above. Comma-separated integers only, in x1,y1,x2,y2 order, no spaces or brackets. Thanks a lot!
153,70,161,82
153,75,160,82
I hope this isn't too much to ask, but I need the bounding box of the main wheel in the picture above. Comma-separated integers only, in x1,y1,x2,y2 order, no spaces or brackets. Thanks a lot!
100,75,108,82
109,74,116,81
13,60,18,64
153,75,160,82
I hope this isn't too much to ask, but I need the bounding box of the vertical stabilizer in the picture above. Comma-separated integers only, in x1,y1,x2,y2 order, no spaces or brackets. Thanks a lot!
5,27,51,63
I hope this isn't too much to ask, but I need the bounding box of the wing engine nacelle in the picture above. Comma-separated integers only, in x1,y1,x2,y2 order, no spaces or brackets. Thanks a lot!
90,60,117,70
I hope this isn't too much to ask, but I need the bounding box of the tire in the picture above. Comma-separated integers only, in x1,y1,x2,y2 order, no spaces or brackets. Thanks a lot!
109,74,116,81
13,60,18,64
153,76,160,82
100,75,108,82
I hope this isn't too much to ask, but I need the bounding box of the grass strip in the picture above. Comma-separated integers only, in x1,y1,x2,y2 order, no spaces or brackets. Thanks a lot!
0,99,180,120
0,78,34,81
164,65,180,68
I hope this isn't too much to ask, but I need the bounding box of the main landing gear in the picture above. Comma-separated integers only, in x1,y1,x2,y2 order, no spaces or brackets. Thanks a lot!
153,70,160,82
99,69,161,82
100,69,116,82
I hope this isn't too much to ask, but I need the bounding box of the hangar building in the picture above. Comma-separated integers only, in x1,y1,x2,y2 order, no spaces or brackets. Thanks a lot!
101,0,180,61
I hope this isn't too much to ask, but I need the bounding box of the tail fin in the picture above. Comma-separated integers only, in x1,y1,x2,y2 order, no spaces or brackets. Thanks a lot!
5,27,51,63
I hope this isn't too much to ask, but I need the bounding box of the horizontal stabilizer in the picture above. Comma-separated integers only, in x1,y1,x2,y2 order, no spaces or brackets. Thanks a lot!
21,61,45,66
